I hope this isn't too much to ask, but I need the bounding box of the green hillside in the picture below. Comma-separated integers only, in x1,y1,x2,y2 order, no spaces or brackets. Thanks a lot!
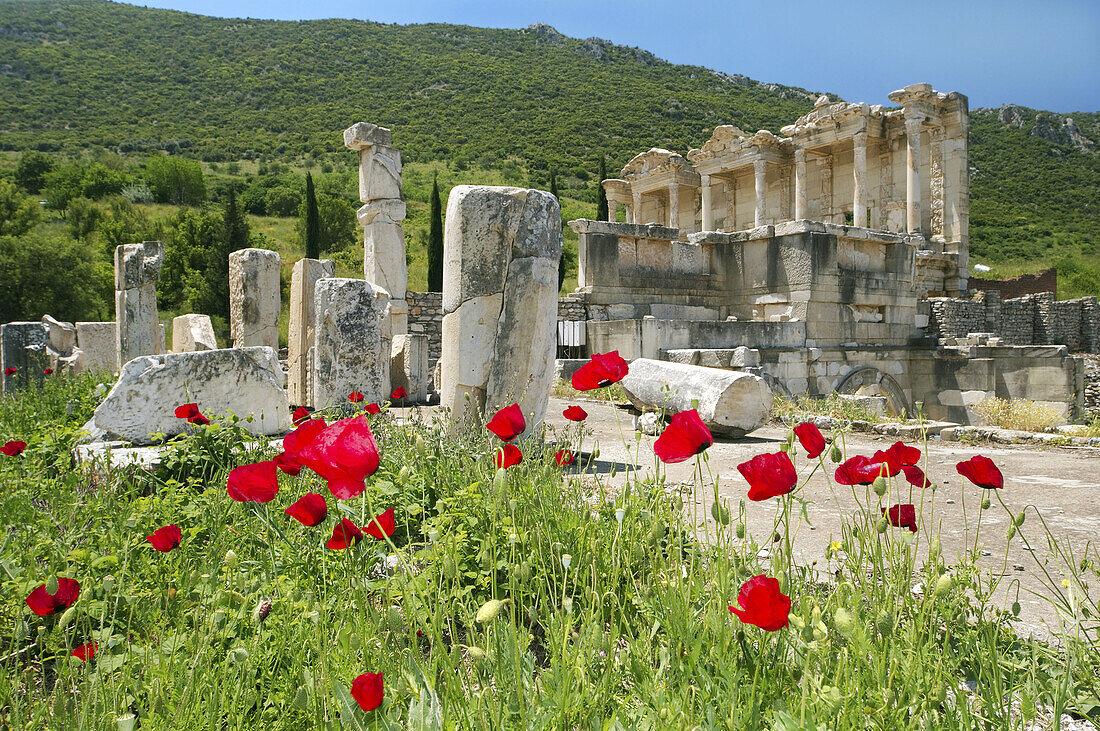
0,0,1097,296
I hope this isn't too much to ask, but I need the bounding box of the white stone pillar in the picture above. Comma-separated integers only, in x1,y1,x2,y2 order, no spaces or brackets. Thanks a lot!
853,131,868,227
727,179,736,230
904,116,922,234
229,248,281,349
608,199,618,223
624,203,633,225
115,240,164,370
632,191,642,224
753,159,767,227
793,149,807,220
313,278,391,408
700,174,713,231
287,258,335,407
668,182,680,229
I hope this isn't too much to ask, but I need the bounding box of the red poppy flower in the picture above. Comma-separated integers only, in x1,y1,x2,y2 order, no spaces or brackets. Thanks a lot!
326,518,363,549
793,422,826,459
25,577,80,616
71,642,98,661
174,402,203,421
486,403,526,441
902,464,932,489
885,441,921,468
563,405,588,422
146,524,182,552
226,461,279,503
882,503,918,532
391,387,407,400
351,671,384,712
869,450,903,477
737,451,797,501
364,507,395,540
298,416,381,499
654,409,714,464
348,391,364,403
43,368,54,375
571,351,629,391
273,451,302,476
1,440,27,457
956,455,1003,489
728,575,791,631
365,402,381,415
494,443,523,469
834,454,890,486
4,367,16,376
292,406,311,425
554,449,574,466
285,493,328,526
283,417,327,462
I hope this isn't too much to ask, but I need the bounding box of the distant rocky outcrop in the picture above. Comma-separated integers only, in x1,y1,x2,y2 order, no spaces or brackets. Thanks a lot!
986,104,1097,154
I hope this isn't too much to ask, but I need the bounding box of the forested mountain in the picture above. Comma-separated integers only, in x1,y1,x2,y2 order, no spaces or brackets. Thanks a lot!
0,0,1097,292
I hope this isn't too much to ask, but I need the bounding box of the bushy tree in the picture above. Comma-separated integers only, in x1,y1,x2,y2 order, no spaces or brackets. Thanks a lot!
145,155,206,205
43,162,133,210
14,151,56,194
596,156,608,222
303,172,321,259
203,189,250,320
264,186,300,217
158,207,222,313
297,192,356,256
427,173,444,292
0,230,112,323
66,197,103,240
0,180,44,237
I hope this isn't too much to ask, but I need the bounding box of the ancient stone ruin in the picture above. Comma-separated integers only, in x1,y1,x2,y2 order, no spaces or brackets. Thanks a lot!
115,240,165,370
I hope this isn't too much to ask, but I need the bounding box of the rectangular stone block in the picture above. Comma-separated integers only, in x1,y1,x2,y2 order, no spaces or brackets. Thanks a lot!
229,248,281,349
287,258,335,407
313,278,391,408
76,322,118,373
1,322,46,393
172,314,217,352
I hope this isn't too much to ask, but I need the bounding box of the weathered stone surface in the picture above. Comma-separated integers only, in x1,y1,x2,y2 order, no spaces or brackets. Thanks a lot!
390,333,429,402
229,248,281,348
620,358,772,437
438,186,562,434
363,215,408,302
343,121,392,150
287,258,335,407
76,322,118,373
312,278,391,408
83,347,290,445
1,322,46,393
115,240,164,369
171,314,217,352
42,315,76,356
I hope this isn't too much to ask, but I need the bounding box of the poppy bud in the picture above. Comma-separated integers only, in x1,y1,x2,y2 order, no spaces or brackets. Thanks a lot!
230,647,249,662
735,523,746,539
930,536,942,560
872,476,888,496
1006,524,1016,541
413,434,426,455
830,444,843,463
609,464,617,478
833,607,854,637
46,576,59,595
1014,511,1025,527
253,598,272,623
466,645,487,662
875,610,894,637
476,598,507,624
981,497,991,510
779,442,789,453
615,508,625,524
59,606,76,630
876,518,888,534
562,597,573,613
428,529,439,544
168,587,177,601
224,550,238,571
517,562,532,581
561,554,572,570
1011,601,1021,617
710,500,731,525
934,573,953,598
443,555,457,579
591,448,600,460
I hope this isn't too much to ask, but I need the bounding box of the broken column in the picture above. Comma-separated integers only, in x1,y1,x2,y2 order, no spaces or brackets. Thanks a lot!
344,122,408,336
115,240,165,370
42,315,86,374
438,185,563,435
229,248,281,349
619,358,773,437
171,314,217,352
287,258,335,407
390,333,429,403
312,278,391,408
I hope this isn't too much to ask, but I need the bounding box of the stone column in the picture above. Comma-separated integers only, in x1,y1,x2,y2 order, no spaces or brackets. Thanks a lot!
668,182,680,229
287,258,335,407
929,126,946,238
820,155,834,223
853,131,868,227
700,174,713,231
632,190,642,224
793,148,807,220
727,179,736,230
753,159,767,227
344,122,408,336
1,322,46,393
229,248,281,349
115,240,164,370
313,278,391,408
439,186,562,436
904,116,922,234
608,199,618,223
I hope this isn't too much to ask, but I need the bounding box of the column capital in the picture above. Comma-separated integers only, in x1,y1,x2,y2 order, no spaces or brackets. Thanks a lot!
700,172,711,185
853,130,867,146
793,147,806,163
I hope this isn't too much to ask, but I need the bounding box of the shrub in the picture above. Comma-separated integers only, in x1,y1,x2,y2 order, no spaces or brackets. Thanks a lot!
0,229,112,322
145,155,206,205
973,396,1066,432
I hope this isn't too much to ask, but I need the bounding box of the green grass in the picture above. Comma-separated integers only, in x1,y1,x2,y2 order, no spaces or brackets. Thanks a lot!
0,376,1097,728
773,394,891,424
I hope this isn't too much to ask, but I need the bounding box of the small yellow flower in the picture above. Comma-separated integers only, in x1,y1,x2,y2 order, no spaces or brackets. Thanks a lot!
829,541,842,553
1062,579,1070,588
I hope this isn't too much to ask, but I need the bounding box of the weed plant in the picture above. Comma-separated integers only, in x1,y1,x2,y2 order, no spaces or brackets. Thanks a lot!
0,375,1097,728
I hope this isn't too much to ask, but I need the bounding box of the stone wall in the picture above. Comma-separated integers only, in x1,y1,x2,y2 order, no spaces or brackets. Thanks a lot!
927,292,1098,354
970,268,1057,299
407,291,442,388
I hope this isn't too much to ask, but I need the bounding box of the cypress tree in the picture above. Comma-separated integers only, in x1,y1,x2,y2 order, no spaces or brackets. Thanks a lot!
550,172,567,292
596,156,609,222
427,173,444,292
304,172,321,260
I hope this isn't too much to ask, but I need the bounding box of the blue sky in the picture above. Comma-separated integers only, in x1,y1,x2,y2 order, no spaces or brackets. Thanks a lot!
127,0,1098,112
